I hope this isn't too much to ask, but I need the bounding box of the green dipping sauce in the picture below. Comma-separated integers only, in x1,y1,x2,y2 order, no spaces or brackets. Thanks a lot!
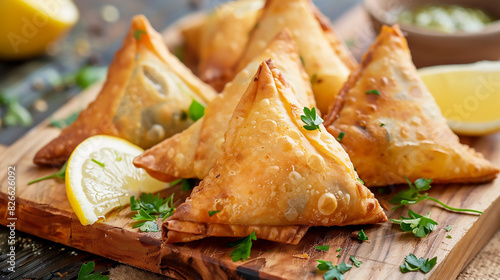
398,4,497,33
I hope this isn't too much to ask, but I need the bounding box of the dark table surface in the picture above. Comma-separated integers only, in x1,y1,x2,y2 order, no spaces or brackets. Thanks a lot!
0,1,362,279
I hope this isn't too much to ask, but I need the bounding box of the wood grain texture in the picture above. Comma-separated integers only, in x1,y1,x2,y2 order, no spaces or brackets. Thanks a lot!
1,7,500,280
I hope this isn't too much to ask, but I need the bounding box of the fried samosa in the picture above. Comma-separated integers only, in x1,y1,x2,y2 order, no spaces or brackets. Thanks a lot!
324,25,499,187
134,30,316,182
164,61,387,244
198,0,265,91
236,0,357,113
34,15,216,166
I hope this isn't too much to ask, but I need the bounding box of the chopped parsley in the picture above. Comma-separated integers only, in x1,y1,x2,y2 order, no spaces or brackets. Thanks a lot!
391,210,438,238
445,225,453,232
301,107,324,131
50,111,80,129
316,245,330,252
390,177,483,214
181,179,196,191
365,89,381,96
208,210,220,217
336,131,345,141
446,235,452,239
400,254,437,274
380,123,385,127
78,261,109,280
228,231,256,262
130,193,175,232
336,254,341,258
188,99,205,122
357,178,364,185
316,260,352,280
336,247,342,252
310,74,318,84
28,162,67,185
91,158,105,168
134,29,147,40
357,229,368,241
349,256,362,268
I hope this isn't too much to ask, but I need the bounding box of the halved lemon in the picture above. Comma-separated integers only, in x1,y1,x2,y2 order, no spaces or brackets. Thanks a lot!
0,0,79,60
66,135,167,225
418,61,500,136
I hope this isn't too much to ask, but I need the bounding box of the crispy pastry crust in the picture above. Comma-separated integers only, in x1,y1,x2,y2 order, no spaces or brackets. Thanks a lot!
33,15,216,166
235,0,356,114
324,25,499,187
198,0,265,91
134,30,315,181
163,61,387,244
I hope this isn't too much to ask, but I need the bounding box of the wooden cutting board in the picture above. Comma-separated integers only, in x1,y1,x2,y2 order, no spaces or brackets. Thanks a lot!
1,6,500,280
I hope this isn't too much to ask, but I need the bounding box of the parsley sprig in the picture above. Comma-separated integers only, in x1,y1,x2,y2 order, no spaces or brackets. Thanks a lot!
316,260,352,280
390,177,483,215
301,107,324,131
350,256,362,268
357,229,368,241
400,254,437,274
28,162,67,185
78,261,109,280
391,210,438,238
130,193,175,232
228,231,256,262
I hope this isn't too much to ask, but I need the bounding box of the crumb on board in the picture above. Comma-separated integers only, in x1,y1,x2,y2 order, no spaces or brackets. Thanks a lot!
292,253,309,259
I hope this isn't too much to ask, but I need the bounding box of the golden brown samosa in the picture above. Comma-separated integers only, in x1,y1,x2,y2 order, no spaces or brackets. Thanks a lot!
34,15,216,166
198,0,265,91
134,30,316,182
164,61,387,244
324,25,499,187
236,0,357,113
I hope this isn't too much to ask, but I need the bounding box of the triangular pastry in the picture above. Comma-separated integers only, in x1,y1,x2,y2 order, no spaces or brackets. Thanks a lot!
324,25,499,187
163,61,387,244
34,15,216,166
235,0,357,113
198,0,264,91
134,30,316,181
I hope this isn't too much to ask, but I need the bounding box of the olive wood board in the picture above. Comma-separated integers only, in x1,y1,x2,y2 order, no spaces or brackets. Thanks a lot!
1,6,500,280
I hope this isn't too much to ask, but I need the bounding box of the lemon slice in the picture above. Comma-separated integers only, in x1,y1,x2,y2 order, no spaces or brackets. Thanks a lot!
66,135,167,225
418,61,500,136
0,0,79,60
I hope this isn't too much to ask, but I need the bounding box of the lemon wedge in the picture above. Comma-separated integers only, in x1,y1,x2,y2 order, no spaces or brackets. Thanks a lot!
66,135,167,225
0,0,79,60
418,61,500,136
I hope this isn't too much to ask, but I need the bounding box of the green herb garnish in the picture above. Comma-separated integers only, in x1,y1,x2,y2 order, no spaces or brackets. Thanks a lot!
311,74,318,84
336,254,341,258
91,158,105,168
50,111,80,129
357,178,364,185
228,231,257,262
130,193,175,231
78,261,109,280
380,123,385,127
445,225,453,232
75,66,107,89
336,247,342,252
0,95,33,127
446,235,452,239
390,177,483,214
301,107,324,132
134,30,147,40
336,132,345,141
357,229,368,241
188,99,205,122
390,210,438,238
350,256,362,268
208,210,220,217
28,162,67,185
181,179,196,191
400,254,437,274
365,89,381,96
316,245,330,252
316,260,352,280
